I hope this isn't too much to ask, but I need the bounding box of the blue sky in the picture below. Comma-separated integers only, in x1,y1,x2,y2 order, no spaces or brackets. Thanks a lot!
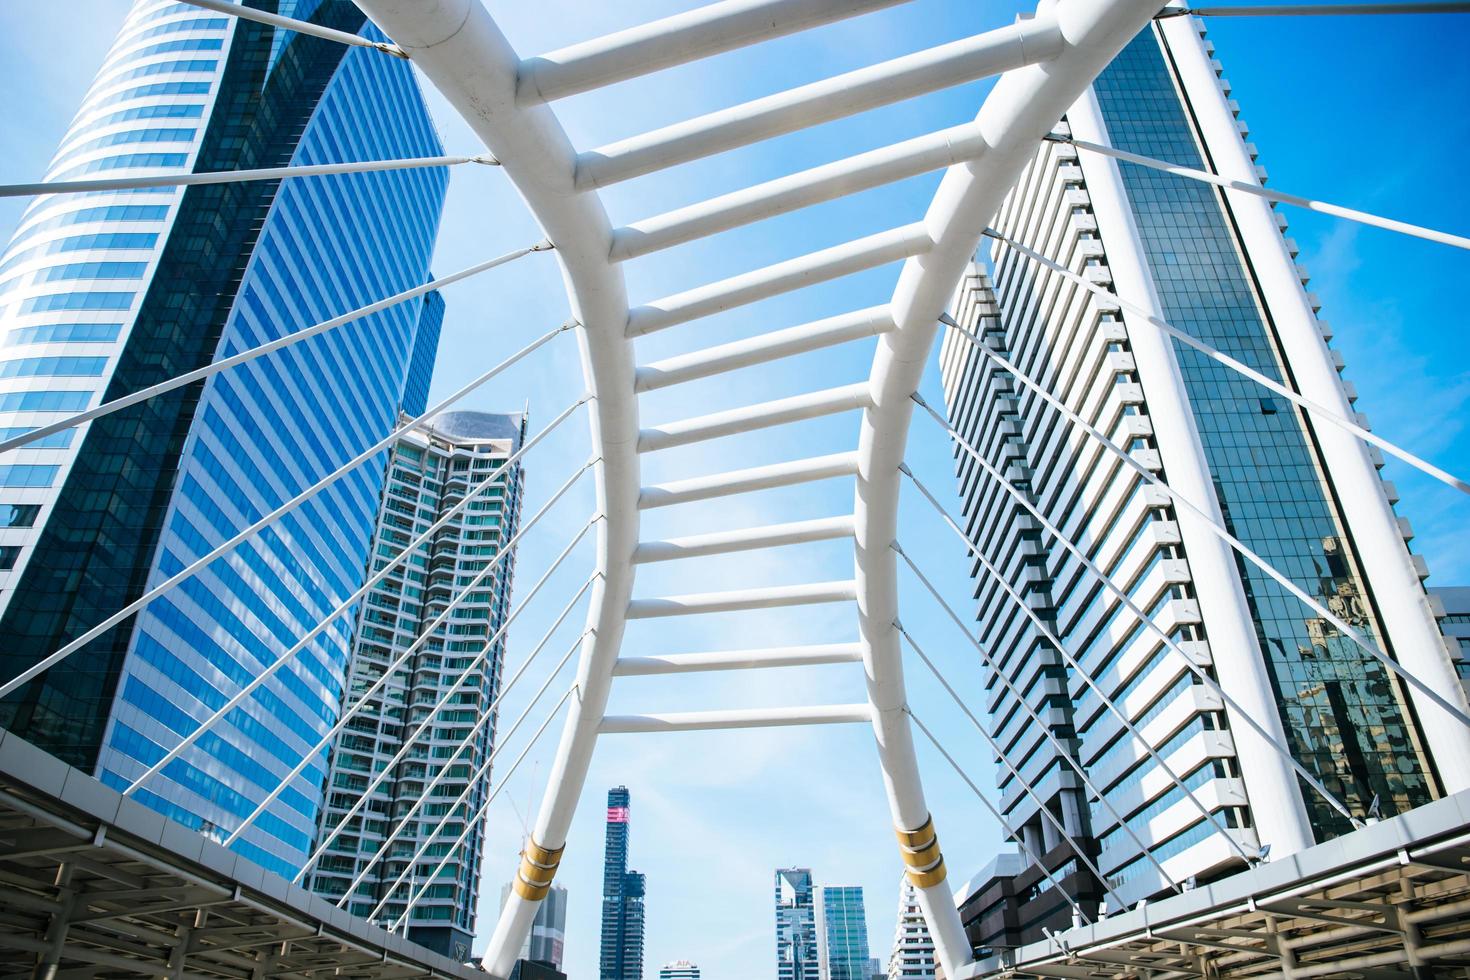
1,2,1467,978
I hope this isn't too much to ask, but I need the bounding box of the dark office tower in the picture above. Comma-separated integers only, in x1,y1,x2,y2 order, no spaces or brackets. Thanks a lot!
775,868,818,980
941,10,1470,950
0,0,448,879
600,786,644,979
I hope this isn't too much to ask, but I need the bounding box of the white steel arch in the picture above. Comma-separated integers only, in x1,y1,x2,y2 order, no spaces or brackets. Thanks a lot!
349,0,1165,975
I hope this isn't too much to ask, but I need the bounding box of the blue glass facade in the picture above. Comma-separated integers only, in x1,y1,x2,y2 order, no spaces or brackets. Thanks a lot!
818,886,872,980
1091,27,1433,840
0,0,447,880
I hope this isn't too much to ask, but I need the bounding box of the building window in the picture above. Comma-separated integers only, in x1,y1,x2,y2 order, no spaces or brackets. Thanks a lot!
0,464,59,488
0,504,40,528
0,546,20,570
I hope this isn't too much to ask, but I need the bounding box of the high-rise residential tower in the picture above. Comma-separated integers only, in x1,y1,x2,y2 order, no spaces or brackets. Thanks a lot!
658,962,700,980
500,881,568,970
885,879,934,980
601,786,645,980
0,0,448,878
815,886,871,980
308,412,526,956
775,867,818,980
941,13,1470,946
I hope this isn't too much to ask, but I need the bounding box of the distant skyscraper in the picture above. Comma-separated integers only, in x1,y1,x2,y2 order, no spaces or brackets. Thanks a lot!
775,868,818,980
0,0,447,878
942,13,1470,946
500,881,568,969
659,962,700,980
601,786,645,980
885,879,934,980
308,412,526,956
816,886,871,980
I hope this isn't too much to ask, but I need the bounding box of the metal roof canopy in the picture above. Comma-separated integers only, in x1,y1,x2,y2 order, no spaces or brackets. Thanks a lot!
958,789,1470,979
0,729,483,980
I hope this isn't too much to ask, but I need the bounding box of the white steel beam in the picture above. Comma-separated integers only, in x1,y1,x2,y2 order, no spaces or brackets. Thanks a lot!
573,17,1066,188
599,704,872,733
0,155,487,199
626,580,857,618
612,643,864,675
634,306,894,392
347,3,640,973
632,515,854,562
637,383,871,452
850,1,1163,974
516,0,914,104
637,451,859,508
625,224,931,337
611,124,990,259
1181,2,1470,16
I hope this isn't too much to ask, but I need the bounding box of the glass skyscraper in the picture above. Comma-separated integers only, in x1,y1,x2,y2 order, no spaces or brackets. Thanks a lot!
308,412,526,957
775,867,818,980
942,13,1467,948
0,0,448,880
601,785,645,980
816,885,871,980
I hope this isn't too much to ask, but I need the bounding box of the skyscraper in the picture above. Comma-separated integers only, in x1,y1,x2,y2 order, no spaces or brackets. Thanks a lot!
659,962,700,980
885,879,935,980
601,786,645,980
1433,587,1470,701
500,881,568,970
941,12,1469,944
774,867,818,980
0,1,448,878
308,412,526,956
815,886,871,980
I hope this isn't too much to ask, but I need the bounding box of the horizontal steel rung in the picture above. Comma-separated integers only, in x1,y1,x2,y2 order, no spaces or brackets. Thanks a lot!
625,224,930,337
574,16,1064,188
599,703,873,733
638,383,871,453
626,580,857,618
516,0,914,104
637,451,860,508
633,515,854,563
612,643,865,675
635,306,894,392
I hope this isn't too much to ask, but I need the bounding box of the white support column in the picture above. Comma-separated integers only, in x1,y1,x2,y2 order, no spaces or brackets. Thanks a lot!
852,2,1163,974
350,3,642,974
1158,14,1470,791
1068,85,1316,856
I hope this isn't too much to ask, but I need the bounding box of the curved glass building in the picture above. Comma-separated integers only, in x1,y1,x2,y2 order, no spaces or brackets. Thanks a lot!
0,0,449,879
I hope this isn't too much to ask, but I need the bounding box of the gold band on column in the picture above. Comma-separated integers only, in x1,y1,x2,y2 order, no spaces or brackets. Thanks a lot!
895,815,946,889
512,837,565,901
